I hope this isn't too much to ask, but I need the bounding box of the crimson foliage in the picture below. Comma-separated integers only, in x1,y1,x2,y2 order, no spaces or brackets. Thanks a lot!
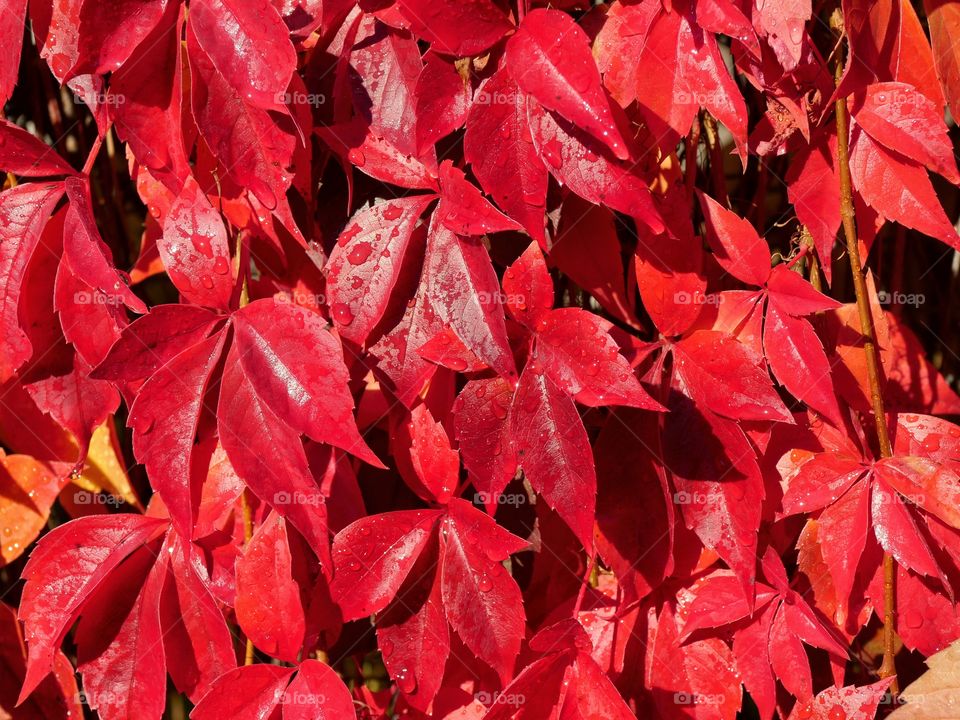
1,0,960,718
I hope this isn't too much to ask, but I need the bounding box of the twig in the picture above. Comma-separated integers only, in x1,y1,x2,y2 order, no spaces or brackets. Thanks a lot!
831,8,898,693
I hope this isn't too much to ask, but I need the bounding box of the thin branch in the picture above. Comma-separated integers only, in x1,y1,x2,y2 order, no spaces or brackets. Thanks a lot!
831,7,898,693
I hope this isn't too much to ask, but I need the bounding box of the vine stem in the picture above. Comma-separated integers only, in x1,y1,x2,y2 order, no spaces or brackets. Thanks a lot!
233,236,257,666
701,112,728,207
831,9,898,693
81,128,108,176
572,554,597,618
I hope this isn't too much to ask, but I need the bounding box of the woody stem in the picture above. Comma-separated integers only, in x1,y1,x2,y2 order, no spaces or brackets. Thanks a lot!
831,8,898,692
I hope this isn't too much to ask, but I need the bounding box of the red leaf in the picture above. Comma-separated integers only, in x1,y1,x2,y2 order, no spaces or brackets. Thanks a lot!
128,331,228,540
635,7,748,163
437,160,522,236
423,218,517,380
535,308,663,410
17,515,167,701
160,176,234,310
282,660,356,720
697,190,771,286
377,561,449,710
74,543,168,720
111,2,191,186
231,298,381,466
236,512,306,662
0,121,74,177
217,342,331,557
673,330,793,423
753,0,810,71
414,52,470,154
331,509,442,621
452,378,518,510
188,0,295,112
527,100,664,234
0,184,64,381
849,124,960,250
0,0,27,104
511,364,597,549
441,498,527,685
763,302,843,425
787,679,892,720
396,0,513,56
850,82,960,183
502,241,553,330
507,9,628,159
91,304,221,383
160,538,236,701
188,28,296,207
63,177,147,313
464,68,549,246
73,0,167,77
191,664,293,720
926,0,960,121
326,195,435,344
766,265,842,314
874,456,960,530
407,404,459,505
786,135,841,282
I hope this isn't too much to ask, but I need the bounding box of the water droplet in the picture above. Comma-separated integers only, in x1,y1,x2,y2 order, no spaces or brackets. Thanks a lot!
332,303,355,325
348,242,373,265
498,125,512,139
904,609,924,629
348,148,366,166
200,275,214,290
213,256,230,275
380,638,394,657
448,357,467,371
395,666,417,694
382,204,403,221
542,139,564,169
477,574,493,592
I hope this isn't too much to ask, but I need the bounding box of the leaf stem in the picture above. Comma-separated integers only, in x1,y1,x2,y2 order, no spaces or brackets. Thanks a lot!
81,129,107,176
701,113,728,207
831,8,898,692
